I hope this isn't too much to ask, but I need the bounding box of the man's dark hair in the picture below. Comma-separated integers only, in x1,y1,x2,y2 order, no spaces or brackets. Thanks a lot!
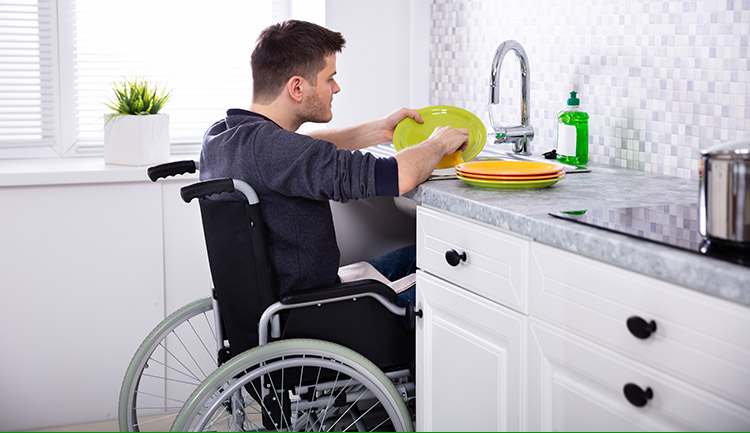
251,20,346,103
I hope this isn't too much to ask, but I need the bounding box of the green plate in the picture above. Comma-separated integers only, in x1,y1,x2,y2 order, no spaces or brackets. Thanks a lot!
393,105,486,164
456,173,565,190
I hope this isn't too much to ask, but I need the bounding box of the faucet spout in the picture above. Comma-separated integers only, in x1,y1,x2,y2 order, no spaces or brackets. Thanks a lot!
488,40,534,155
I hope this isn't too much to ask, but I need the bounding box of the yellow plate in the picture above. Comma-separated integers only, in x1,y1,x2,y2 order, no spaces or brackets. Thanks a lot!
456,173,565,189
455,169,565,181
393,105,486,168
456,160,562,176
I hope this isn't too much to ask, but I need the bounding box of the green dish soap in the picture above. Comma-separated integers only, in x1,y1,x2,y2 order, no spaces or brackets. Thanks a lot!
556,91,589,166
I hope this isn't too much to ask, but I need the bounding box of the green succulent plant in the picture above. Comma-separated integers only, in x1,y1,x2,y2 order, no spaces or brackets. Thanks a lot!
105,78,171,123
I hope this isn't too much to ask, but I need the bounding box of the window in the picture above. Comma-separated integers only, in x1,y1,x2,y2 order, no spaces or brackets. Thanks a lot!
0,0,57,157
0,0,324,159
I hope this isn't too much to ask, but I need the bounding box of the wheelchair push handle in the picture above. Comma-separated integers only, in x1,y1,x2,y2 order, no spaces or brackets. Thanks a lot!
147,160,197,182
181,178,260,205
181,178,234,202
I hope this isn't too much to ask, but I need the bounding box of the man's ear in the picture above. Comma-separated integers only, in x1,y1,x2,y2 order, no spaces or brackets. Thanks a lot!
286,76,304,103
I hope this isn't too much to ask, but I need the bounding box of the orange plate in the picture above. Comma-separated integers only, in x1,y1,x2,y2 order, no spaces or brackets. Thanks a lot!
455,169,565,181
456,160,562,176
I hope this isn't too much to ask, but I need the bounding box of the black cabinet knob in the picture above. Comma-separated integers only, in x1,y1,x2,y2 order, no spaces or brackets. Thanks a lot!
627,316,657,339
405,301,423,330
445,249,467,267
623,383,653,407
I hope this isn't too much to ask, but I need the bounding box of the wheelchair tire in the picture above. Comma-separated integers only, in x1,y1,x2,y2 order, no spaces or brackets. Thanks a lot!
119,297,218,431
171,338,414,432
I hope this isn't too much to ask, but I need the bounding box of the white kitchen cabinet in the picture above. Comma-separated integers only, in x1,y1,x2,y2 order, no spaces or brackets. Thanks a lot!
414,205,750,431
416,270,526,432
416,206,529,431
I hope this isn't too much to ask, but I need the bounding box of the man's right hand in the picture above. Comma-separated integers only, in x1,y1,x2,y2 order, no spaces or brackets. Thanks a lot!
394,125,471,195
425,125,470,156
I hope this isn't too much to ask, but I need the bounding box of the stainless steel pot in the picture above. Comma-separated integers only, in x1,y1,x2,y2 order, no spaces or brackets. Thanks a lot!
699,138,750,244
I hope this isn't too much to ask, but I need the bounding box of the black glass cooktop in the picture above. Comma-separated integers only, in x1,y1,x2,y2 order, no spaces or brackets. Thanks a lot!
549,203,750,268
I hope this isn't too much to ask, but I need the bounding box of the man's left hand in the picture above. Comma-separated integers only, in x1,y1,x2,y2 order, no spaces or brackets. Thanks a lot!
380,108,424,142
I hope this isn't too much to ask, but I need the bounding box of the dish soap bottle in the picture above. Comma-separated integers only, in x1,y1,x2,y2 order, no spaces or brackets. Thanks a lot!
556,91,589,166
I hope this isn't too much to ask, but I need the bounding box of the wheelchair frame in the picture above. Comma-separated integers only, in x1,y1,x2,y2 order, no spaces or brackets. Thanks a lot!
118,161,416,432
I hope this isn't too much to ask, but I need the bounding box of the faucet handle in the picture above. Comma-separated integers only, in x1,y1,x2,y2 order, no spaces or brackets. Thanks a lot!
492,125,534,144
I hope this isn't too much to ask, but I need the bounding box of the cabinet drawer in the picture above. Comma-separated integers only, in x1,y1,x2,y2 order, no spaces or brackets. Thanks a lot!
528,319,750,431
530,242,750,408
417,206,530,313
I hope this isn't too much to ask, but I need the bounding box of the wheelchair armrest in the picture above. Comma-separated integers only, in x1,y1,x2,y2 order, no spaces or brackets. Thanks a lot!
147,160,197,182
280,279,397,305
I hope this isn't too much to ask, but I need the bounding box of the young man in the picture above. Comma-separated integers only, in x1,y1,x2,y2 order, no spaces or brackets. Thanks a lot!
200,20,468,303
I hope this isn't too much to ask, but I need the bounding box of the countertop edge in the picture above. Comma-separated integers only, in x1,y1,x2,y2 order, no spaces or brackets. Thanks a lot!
406,184,750,309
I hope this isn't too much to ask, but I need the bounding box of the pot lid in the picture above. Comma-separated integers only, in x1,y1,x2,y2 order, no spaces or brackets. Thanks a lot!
701,137,750,160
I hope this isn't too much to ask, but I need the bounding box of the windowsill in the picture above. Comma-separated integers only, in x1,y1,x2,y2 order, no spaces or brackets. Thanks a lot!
0,155,200,187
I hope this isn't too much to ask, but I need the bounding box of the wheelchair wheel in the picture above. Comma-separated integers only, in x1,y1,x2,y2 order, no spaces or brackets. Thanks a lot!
171,338,414,432
119,297,219,431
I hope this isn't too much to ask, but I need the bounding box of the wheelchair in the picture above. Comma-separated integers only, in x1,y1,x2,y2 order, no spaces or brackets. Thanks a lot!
118,161,418,431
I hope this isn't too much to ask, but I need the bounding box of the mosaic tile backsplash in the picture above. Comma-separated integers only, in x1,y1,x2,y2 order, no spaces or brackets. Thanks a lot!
429,0,750,180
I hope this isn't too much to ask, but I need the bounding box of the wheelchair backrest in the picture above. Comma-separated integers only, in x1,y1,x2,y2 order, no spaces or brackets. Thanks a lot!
182,178,278,357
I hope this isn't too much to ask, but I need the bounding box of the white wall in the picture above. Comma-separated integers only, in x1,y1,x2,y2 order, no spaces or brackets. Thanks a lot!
321,0,430,128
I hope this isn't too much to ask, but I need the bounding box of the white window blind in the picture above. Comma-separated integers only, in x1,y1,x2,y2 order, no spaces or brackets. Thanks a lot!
72,0,276,154
0,0,57,152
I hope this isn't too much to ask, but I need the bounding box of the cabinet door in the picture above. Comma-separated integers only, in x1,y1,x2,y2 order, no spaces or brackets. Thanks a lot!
416,271,525,431
527,318,750,431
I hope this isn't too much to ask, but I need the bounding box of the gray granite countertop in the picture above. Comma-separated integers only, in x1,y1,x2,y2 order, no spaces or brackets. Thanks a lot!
375,144,750,308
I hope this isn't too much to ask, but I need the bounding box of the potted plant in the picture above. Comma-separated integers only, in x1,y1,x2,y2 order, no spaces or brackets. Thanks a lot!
103,78,172,166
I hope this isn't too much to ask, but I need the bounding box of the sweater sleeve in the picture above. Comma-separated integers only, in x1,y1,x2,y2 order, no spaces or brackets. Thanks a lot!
251,127,390,203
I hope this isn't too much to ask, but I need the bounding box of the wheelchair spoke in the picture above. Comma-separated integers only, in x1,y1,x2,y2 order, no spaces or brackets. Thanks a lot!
186,317,218,368
342,400,381,432
249,374,283,432
172,329,211,379
326,385,367,432
266,363,292,430
314,376,354,431
134,390,186,405
144,357,204,384
160,341,204,383
304,364,324,432
367,417,389,432
142,372,202,387
132,412,185,430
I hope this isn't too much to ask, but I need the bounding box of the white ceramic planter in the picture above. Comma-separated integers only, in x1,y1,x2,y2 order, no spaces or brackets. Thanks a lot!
104,114,170,166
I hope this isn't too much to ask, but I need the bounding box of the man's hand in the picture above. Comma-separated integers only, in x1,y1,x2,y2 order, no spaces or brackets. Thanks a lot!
379,108,424,142
394,125,470,195
425,125,469,156
308,107,425,150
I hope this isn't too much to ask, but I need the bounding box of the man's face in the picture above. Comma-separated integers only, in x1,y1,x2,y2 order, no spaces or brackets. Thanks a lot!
301,54,340,123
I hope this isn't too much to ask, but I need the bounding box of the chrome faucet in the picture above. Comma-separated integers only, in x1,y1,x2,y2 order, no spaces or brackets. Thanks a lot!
489,40,534,155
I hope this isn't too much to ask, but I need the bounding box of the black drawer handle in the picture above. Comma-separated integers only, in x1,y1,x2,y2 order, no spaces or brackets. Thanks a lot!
623,383,653,407
627,316,657,339
445,249,467,267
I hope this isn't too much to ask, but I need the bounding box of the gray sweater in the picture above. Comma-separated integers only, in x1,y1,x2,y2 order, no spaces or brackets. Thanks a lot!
200,109,398,296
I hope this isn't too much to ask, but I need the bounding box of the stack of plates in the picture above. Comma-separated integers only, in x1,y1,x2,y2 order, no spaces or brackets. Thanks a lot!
455,160,565,189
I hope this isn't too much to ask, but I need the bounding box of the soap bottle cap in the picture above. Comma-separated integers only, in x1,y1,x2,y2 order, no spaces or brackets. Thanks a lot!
567,91,580,106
